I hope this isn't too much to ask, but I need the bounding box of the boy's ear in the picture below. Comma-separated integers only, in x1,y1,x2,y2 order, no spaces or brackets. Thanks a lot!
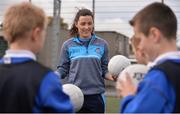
31,27,41,42
149,27,161,43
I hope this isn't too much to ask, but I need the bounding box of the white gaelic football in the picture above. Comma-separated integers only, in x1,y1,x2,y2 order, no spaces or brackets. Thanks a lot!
118,64,149,86
108,55,131,77
62,84,84,112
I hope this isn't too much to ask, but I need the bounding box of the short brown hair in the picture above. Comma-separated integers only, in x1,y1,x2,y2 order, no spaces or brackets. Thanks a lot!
3,2,47,43
129,2,177,40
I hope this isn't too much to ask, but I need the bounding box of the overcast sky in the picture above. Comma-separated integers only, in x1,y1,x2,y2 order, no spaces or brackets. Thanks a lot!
0,0,180,42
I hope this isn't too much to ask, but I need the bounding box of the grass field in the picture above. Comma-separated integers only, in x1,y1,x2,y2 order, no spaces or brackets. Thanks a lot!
106,96,121,113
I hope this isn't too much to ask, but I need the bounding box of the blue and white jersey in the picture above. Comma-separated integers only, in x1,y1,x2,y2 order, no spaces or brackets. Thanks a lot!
121,51,180,113
57,34,109,95
0,50,73,113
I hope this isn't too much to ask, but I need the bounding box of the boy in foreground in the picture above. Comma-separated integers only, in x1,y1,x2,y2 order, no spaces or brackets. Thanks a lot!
0,2,73,113
116,2,180,113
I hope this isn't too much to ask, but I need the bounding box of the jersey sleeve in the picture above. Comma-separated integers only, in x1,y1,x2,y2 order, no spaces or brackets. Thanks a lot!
121,70,175,113
101,41,109,78
57,43,70,79
33,71,73,113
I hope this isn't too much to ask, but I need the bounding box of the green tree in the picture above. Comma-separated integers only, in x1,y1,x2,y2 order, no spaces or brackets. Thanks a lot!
48,16,68,30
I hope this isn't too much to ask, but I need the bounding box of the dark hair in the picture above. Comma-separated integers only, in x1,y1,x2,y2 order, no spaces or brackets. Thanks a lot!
129,2,177,40
69,8,94,38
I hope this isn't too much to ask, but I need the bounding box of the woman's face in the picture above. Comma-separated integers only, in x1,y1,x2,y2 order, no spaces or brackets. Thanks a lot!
75,15,93,38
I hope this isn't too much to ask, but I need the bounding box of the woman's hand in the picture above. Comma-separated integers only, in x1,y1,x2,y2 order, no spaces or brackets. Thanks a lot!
105,73,118,81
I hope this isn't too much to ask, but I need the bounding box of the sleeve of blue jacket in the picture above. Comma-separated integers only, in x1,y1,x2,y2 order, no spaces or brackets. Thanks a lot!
120,70,176,113
57,42,70,79
33,71,73,113
101,40,109,78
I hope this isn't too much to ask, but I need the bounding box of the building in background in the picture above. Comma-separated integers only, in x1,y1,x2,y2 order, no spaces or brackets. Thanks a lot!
96,31,129,58
37,27,130,69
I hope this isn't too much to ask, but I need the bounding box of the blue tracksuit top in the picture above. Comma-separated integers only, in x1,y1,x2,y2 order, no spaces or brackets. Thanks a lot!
57,34,109,95
0,50,73,113
120,52,180,113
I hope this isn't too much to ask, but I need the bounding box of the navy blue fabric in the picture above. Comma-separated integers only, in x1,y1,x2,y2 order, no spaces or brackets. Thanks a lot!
153,60,180,112
78,94,104,113
0,58,73,113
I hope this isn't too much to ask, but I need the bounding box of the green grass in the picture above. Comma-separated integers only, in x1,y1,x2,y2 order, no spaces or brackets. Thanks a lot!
106,96,120,113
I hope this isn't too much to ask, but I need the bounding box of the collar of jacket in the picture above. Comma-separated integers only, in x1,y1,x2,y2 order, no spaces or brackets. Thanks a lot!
73,34,97,44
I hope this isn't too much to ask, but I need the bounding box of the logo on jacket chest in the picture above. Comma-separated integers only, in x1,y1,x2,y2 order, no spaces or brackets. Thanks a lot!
95,48,101,54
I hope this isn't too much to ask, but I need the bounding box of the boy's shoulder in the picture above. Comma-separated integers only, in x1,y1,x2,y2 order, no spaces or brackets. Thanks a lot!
0,60,51,74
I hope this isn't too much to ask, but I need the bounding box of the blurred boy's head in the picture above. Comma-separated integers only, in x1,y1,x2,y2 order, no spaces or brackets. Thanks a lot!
129,2,177,61
3,2,47,54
